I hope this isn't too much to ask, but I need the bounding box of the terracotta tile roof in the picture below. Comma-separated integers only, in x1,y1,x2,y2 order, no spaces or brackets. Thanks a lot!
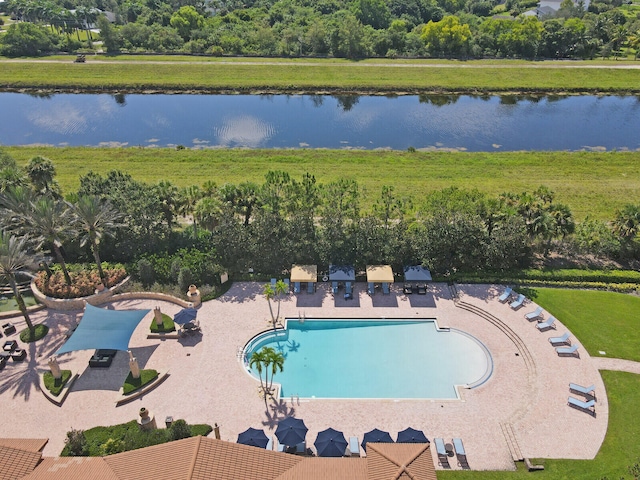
191,436,303,480
104,436,200,480
0,439,48,453
21,457,119,480
366,443,437,480
0,445,42,480
274,457,368,480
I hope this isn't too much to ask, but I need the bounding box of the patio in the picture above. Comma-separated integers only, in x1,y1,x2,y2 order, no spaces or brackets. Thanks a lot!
0,282,607,470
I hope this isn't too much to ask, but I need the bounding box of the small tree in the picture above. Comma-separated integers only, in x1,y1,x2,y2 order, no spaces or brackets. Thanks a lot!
263,280,288,327
265,347,285,394
137,259,154,287
177,267,194,292
64,429,87,456
168,419,191,441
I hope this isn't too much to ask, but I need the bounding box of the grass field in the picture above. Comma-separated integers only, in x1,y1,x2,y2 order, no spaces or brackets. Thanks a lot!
0,58,639,93
5,147,640,220
530,288,640,362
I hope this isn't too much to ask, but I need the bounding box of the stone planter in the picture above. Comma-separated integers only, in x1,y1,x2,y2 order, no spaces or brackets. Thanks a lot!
31,276,131,311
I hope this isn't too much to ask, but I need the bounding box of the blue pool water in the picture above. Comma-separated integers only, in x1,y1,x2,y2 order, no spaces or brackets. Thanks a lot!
245,319,491,399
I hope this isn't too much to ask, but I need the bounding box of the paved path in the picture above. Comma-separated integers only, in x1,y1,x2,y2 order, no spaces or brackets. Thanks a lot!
0,283,608,470
591,357,640,374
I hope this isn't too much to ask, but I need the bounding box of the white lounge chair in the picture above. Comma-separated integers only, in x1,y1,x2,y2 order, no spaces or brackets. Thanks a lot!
367,282,375,295
510,294,525,310
536,316,556,331
548,332,571,346
568,396,595,414
283,278,290,292
270,278,277,289
348,436,360,457
452,438,469,469
524,306,543,321
293,282,301,294
498,287,512,303
556,344,579,357
570,383,596,398
382,283,390,295
434,438,449,467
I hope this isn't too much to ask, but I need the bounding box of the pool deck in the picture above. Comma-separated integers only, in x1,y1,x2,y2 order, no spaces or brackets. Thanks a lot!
0,282,608,470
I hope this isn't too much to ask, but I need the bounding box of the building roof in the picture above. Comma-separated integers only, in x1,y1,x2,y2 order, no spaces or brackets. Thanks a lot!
366,265,394,283
328,265,356,282
0,439,48,453
366,443,437,480
290,265,318,283
15,437,438,480
0,444,43,480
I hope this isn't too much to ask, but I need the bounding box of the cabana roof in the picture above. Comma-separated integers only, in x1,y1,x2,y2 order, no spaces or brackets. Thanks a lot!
403,265,432,282
290,264,317,283
366,265,394,283
56,303,150,355
328,265,355,282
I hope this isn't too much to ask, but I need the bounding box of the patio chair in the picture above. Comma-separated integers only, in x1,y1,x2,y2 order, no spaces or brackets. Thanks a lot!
2,340,17,352
453,438,469,469
307,282,315,294
271,278,277,289
570,383,596,399
403,283,413,295
332,281,339,294
434,438,450,467
266,437,273,450
348,437,360,457
548,332,571,346
273,436,285,452
498,287,513,303
0,355,6,370
556,344,579,357
568,396,595,414
510,294,525,310
536,316,556,331
2,323,16,336
382,283,390,295
345,283,353,295
284,278,290,291
368,282,375,295
11,349,26,362
417,283,427,295
293,282,301,294
524,306,543,321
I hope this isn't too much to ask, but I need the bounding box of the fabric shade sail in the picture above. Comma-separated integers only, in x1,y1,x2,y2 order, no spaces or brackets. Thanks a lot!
56,303,150,355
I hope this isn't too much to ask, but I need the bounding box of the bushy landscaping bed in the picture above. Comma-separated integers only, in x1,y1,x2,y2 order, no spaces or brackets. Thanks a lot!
20,324,49,342
61,420,213,456
34,267,127,299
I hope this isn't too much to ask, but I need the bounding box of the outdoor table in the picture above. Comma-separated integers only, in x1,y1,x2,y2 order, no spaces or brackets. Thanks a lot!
445,443,455,457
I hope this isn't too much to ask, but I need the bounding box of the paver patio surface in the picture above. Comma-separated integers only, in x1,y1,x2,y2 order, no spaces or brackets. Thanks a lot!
0,282,608,470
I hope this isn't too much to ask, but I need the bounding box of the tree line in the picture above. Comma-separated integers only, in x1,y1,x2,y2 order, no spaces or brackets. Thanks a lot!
1,150,639,293
1,0,639,58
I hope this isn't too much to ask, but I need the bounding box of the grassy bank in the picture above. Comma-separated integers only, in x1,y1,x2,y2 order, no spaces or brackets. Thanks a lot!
6,147,640,220
1,57,639,93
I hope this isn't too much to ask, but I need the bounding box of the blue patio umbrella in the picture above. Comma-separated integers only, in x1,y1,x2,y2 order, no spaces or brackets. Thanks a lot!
275,417,308,446
237,427,269,448
397,427,429,444
173,307,198,325
314,428,348,457
361,428,394,452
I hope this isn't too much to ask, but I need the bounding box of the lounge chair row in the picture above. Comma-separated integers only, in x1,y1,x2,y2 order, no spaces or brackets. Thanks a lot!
267,436,362,457
498,287,525,310
435,437,469,469
567,382,596,414
403,283,427,295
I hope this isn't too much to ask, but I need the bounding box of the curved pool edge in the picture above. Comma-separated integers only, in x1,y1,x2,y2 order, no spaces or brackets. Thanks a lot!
241,317,494,401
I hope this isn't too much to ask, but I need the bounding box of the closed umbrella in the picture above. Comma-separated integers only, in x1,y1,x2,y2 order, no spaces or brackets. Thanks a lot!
275,417,308,446
237,427,269,448
361,428,394,452
397,427,429,444
173,308,198,325
314,428,348,457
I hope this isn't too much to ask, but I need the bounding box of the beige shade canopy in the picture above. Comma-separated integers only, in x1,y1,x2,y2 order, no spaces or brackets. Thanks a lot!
290,264,318,283
366,265,394,283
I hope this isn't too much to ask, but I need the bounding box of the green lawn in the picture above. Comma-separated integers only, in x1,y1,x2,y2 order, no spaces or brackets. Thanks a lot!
530,288,640,362
441,371,640,480
5,147,640,220
0,58,639,93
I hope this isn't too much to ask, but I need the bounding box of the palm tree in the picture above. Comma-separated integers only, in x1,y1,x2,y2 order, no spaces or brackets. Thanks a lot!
27,197,74,286
154,180,180,228
264,347,285,394
263,280,288,328
178,185,202,236
612,204,640,242
249,348,268,399
0,232,38,338
70,195,122,285
25,155,60,198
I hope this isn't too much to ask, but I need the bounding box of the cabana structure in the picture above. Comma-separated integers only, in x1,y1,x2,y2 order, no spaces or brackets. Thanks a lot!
366,265,394,295
291,264,317,294
403,265,432,294
328,264,355,297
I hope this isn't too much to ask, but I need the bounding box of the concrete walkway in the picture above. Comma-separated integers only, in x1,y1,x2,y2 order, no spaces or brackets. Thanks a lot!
591,357,640,374
0,283,612,470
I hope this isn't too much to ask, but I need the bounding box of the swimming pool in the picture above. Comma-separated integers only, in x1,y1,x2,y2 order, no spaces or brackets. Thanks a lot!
244,319,492,399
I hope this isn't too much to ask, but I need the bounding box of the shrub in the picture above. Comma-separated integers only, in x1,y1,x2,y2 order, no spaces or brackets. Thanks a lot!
137,259,154,287
43,370,72,396
65,429,88,456
100,438,126,456
168,419,191,441
34,268,127,299
177,267,194,292
170,258,182,282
